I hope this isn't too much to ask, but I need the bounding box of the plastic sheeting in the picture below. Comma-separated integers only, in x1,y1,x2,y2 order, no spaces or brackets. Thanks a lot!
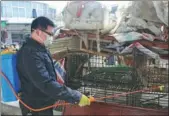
152,1,168,26
113,32,142,43
110,16,161,35
53,59,66,85
112,1,168,35
111,22,137,33
113,32,155,43
116,1,168,25
121,42,160,60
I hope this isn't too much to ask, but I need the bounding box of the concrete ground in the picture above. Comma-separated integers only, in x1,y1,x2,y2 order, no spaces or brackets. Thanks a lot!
1,101,62,115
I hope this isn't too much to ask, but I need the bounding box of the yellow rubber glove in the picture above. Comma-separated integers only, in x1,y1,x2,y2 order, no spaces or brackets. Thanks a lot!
78,94,90,107
159,85,164,91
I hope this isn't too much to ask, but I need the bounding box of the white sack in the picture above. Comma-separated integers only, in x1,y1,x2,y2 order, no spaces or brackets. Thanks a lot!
113,1,168,34
152,1,168,26
62,1,116,32
116,1,168,24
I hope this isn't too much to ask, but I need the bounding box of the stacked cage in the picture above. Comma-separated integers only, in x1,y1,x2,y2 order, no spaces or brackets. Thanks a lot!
65,48,168,110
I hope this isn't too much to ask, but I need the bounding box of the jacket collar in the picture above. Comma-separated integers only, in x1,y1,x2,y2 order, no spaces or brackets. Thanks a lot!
25,38,47,52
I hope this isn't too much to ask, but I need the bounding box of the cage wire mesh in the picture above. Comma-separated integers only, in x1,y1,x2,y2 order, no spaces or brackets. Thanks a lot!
64,48,168,110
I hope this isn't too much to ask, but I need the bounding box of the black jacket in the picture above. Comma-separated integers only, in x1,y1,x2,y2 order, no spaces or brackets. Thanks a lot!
16,38,81,109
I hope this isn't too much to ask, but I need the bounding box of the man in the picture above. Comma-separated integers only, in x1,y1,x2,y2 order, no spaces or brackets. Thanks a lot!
16,16,90,116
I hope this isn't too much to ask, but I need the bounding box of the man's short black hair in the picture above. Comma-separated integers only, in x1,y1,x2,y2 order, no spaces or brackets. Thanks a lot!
31,16,55,33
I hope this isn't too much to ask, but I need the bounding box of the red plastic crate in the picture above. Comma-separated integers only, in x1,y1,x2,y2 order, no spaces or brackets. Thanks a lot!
63,102,168,116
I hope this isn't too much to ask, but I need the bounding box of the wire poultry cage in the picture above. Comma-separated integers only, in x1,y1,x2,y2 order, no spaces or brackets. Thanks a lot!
64,47,168,110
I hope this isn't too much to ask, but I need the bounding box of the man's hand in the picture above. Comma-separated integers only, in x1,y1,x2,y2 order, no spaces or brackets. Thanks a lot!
52,50,69,61
78,94,91,107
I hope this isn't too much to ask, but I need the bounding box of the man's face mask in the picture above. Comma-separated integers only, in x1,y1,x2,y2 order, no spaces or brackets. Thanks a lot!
44,34,53,47
32,28,54,47
40,29,54,47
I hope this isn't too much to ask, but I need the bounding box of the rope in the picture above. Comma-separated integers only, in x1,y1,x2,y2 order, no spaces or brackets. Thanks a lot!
0,70,161,112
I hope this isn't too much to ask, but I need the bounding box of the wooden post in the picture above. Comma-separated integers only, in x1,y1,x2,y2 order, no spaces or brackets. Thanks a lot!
96,28,100,52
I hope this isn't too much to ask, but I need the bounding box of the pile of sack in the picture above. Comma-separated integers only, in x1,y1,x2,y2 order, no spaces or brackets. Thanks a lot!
62,1,116,33
56,1,168,62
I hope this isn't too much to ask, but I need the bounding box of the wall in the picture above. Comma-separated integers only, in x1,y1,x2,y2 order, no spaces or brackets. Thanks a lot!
5,24,31,44
1,1,56,20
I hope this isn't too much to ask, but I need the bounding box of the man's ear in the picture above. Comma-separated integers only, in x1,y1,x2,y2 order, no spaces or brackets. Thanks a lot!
31,31,44,44
32,30,39,37
36,29,41,36
48,26,54,33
